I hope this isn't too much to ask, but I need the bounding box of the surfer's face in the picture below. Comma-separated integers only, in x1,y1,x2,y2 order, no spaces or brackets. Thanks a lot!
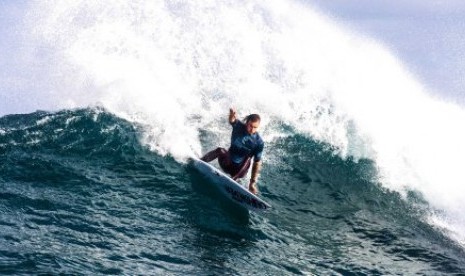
246,120,260,135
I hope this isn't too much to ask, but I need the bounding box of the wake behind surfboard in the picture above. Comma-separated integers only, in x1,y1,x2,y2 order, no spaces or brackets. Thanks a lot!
189,158,271,212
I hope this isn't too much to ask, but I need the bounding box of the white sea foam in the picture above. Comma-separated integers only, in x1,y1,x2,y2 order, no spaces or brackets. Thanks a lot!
23,0,465,245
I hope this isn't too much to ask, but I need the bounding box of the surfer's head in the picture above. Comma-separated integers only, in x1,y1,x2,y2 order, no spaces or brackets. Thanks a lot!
244,114,261,135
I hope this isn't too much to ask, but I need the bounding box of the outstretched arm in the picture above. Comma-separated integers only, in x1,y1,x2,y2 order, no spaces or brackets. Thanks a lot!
229,108,237,124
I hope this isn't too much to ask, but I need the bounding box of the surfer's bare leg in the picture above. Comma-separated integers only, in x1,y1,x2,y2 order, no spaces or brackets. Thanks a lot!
201,147,227,162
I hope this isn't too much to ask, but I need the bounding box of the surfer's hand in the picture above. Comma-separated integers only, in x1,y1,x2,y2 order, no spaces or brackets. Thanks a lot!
229,108,236,118
249,180,258,195
229,108,237,124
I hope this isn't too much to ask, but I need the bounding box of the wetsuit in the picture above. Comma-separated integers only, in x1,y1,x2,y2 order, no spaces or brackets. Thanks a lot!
201,120,264,179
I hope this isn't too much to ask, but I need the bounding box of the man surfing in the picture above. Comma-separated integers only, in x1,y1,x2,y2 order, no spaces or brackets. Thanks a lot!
201,108,264,194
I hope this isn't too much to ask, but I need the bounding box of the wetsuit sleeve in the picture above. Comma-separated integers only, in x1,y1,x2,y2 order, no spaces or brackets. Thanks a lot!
230,119,240,127
253,141,264,162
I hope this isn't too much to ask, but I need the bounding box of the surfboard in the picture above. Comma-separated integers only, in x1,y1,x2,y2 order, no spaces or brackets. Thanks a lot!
189,157,271,212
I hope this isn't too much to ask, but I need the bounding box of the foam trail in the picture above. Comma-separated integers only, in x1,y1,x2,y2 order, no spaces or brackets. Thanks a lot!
21,0,465,245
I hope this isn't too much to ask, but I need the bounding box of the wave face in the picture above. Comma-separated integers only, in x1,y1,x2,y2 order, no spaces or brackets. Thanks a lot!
1,108,464,274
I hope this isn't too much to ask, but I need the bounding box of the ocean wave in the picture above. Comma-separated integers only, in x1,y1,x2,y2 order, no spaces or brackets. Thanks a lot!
1,108,464,274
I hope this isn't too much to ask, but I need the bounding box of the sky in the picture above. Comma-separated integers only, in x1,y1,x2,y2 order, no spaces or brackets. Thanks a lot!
1,0,465,115
0,1,35,115
306,0,465,105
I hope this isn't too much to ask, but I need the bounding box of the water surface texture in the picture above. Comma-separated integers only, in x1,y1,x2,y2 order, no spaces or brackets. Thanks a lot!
1,109,464,274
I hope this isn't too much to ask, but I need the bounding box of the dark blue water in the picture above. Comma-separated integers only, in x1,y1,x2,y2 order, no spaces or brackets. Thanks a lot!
1,108,464,275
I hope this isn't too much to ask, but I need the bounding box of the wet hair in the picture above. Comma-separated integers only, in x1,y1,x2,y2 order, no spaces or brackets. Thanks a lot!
244,114,261,124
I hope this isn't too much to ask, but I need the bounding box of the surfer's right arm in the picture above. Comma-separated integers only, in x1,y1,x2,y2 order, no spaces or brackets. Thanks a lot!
229,108,237,124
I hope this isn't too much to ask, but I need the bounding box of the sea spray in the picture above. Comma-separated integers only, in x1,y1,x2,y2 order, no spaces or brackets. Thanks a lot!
21,0,465,245
25,0,353,159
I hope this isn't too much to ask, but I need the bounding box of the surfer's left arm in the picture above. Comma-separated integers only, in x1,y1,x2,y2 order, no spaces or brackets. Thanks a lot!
249,139,264,194
249,160,261,193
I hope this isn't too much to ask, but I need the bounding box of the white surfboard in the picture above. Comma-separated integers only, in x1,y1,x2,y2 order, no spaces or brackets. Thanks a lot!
189,158,271,212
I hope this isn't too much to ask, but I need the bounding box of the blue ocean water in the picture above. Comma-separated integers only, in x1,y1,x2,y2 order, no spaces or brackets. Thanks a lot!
1,108,464,275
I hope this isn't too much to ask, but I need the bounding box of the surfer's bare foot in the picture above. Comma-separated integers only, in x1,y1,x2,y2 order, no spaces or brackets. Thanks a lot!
249,182,258,194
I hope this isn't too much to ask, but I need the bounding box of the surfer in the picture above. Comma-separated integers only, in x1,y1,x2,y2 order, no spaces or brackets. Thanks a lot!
201,108,264,194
